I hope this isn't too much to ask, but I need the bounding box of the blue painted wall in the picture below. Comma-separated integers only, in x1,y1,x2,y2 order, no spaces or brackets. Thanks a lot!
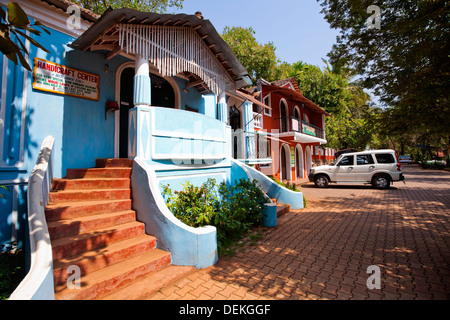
175,77,217,119
0,23,128,247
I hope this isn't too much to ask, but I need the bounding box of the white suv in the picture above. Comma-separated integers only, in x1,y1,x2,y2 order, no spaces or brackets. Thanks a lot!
308,149,405,189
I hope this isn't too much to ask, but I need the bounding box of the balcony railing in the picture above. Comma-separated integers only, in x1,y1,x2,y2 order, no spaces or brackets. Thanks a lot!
232,130,270,162
253,112,263,129
276,116,325,139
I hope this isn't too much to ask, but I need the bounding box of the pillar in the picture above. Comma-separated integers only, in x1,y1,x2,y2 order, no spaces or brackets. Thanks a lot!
243,101,255,159
133,55,151,106
217,91,227,123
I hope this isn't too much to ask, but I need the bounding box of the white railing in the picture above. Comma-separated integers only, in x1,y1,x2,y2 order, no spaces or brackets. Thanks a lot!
9,136,55,300
253,112,263,129
232,130,270,161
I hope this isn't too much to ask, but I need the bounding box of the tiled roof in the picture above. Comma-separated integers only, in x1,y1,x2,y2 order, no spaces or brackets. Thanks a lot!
40,0,99,22
270,77,302,95
262,84,330,116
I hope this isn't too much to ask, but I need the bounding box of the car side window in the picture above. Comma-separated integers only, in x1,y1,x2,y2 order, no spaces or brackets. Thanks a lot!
357,154,375,165
338,155,354,166
375,153,395,163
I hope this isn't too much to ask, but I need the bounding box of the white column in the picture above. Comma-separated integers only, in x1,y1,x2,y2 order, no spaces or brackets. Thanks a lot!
217,91,227,122
133,55,151,106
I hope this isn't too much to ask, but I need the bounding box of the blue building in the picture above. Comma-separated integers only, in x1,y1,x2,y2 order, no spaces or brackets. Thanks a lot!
2,0,304,300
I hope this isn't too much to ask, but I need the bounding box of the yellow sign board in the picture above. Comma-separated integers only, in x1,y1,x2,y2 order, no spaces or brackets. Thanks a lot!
32,58,100,101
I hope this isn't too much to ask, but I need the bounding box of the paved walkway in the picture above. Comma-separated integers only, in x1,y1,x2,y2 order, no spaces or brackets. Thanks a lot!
147,165,450,300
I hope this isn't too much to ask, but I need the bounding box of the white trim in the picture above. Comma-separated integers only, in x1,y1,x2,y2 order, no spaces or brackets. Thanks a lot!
115,61,182,157
157,171,227,182
3,0,92,38
0,55,8,166
0,32,29,168
151,153,227,161
18,33,31,167
263,94,272,116
305,146,312,175
150,161,231,172
115,61,135,158
152,129,226,143
295,144,304,179
279,98,289,132
293,105,301,120
0,179,28,185
280,143,291,181
322,114,326,141
10,185,19,243
304,113,310,124
281,82,295,91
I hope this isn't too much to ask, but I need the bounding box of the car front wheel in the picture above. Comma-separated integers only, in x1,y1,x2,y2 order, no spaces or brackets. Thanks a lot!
372,175,390,189
314,175,329,188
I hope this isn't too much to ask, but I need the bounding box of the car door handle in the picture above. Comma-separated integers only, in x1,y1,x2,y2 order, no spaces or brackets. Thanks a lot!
369,166,375,169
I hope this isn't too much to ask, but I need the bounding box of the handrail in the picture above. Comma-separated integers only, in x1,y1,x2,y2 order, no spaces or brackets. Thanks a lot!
275,116,324,139
9,136,55,300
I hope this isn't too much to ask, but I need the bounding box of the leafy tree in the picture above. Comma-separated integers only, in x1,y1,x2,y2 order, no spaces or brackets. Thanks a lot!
318,0,450,156
0,2,50,71
221,26,279,84
71,0,184,15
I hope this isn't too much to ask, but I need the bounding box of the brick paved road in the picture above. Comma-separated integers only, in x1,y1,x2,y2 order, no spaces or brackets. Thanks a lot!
147,165,450,300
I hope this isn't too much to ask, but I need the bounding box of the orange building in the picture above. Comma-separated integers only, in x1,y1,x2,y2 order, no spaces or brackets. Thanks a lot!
253,78,331,182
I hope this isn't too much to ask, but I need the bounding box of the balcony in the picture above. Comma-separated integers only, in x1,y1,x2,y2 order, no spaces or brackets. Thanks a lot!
276,116,326,144
253,112,263,129
128,106,230,166
232,130,271,165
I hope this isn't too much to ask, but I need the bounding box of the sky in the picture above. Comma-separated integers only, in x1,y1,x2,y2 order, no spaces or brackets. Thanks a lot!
173,0,340,69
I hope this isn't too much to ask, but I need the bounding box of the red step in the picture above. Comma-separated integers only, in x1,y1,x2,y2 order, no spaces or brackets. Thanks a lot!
65,168,132,179
102,265,195,300
53,235,156,286
271,198,291,217
277,204,291,217
51,221,146,261
55,249,171,300
48,210,137,239
49,189,131,203
45,199,132,221
96,158,134,168
52,178,130,191
48,159,181,300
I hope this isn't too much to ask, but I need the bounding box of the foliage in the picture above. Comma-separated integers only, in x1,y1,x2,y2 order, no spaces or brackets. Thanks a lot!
221,26,279,85
162,178,268,252
421,160,446,170
268,175,299,192
0,185,10,199
0,2,50,71
0,243,25,300
318,0,450,153
71,0,184,15
280,60,376,151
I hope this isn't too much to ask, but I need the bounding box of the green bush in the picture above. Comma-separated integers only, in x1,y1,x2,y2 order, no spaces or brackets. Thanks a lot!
0,243,25,300
268,176,300,192
421,160,447,170
162,178,268,252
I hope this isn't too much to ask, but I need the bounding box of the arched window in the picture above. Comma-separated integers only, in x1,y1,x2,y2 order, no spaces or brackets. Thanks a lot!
295,144,303,179
280,99,289,132
294,106,300,120
280,144,291,181
304,112,310,124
